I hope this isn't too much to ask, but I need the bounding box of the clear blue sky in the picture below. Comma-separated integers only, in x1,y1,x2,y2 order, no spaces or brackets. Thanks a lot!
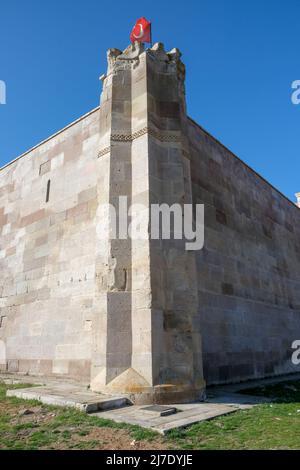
1,0,299,201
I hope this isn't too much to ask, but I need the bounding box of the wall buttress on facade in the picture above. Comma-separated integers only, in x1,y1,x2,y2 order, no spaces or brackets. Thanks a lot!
90,42,205,404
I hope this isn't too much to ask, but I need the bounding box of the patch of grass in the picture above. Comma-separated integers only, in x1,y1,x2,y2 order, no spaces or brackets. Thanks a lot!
170,403,300,449
72,440,100,450
14,422,39,431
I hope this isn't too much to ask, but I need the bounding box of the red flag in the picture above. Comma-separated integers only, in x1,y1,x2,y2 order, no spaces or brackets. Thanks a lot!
130,17,151,44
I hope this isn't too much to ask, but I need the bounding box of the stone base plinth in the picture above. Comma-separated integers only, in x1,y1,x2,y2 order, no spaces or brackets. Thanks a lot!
91,368,206,405
122,383,206,406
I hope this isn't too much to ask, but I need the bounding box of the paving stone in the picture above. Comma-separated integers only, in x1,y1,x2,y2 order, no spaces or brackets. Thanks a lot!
6,384,130,413
93,402,239,435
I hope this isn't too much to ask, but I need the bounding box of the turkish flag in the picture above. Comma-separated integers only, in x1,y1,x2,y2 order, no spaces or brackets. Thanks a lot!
130,17,151,44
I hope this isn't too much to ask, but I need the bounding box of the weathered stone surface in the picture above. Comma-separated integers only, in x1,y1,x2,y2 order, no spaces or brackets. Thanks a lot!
0,108,100,384
93,401,238,435
7,384,129,412
189,118,300,385
89,42,205,403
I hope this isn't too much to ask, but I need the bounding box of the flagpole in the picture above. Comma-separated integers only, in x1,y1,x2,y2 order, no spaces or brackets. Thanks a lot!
150,21,153,47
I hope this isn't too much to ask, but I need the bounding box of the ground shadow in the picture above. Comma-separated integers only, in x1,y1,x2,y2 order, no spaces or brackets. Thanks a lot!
238,379,300,404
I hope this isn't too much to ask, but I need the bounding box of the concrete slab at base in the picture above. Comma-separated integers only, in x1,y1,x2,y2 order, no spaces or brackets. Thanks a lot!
92,402,240,435
6,385,130,413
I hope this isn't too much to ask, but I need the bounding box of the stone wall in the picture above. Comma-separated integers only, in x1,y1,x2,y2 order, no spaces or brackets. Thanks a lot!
0,108,101,381
188,118,300,385
1,41,300,397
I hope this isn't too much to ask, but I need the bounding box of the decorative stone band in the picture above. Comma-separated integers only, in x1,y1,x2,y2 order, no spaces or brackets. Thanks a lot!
98,126,182,158
98,146,111,158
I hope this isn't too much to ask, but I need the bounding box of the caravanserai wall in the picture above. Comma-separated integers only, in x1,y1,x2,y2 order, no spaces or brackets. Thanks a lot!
188,118,300,384
0,108,103,381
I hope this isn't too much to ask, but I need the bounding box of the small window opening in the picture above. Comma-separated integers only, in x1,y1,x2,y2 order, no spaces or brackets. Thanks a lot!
46,180,51,203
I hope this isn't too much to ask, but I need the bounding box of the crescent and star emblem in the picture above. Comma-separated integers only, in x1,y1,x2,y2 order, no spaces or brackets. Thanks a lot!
133,23,144,39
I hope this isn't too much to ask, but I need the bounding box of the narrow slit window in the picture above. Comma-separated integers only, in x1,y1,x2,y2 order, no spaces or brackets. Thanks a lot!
46,180,51,203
